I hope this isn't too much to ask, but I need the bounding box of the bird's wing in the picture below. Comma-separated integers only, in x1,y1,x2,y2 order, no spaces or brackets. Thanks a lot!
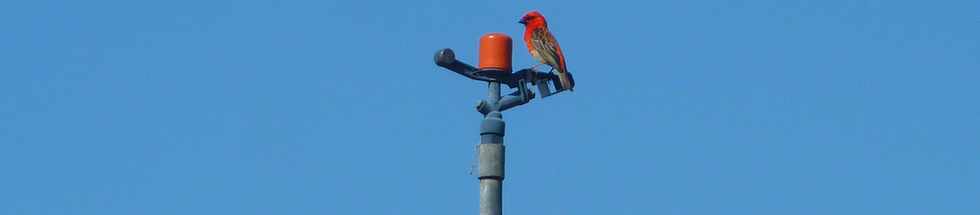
531,28,565,73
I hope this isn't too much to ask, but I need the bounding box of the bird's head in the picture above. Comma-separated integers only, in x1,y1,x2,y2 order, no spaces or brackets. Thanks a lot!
519,11,546,26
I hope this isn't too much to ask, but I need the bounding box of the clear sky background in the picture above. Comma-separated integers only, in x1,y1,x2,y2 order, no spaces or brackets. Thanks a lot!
2,0,979,214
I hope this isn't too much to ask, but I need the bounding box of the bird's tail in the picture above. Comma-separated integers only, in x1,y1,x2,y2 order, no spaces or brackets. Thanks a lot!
557,70,573,91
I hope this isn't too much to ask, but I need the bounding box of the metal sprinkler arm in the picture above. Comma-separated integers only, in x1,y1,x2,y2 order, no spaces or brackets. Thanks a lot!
435,49,494,82
435,48,573,107
508,68,573,98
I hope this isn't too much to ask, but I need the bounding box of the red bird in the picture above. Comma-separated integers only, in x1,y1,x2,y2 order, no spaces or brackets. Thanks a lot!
520,11,573,91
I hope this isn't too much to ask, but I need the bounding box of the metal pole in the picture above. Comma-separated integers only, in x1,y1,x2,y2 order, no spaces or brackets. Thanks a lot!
478,81,505,215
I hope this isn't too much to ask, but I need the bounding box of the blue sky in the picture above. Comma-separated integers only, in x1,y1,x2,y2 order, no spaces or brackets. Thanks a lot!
2,0,979,214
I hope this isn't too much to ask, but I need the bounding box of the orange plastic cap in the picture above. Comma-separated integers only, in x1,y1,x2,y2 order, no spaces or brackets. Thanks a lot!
478,33,512,72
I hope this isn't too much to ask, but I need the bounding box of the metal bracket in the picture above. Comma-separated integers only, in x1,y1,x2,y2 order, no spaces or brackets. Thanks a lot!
435,48,573,107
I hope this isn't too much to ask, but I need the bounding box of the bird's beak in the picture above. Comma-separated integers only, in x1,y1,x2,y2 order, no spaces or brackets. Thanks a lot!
518,20,526,25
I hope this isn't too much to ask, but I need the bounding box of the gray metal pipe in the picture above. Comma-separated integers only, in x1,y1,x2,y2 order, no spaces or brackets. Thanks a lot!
478,138,505,215
479,179,502,215
478,82,506,215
